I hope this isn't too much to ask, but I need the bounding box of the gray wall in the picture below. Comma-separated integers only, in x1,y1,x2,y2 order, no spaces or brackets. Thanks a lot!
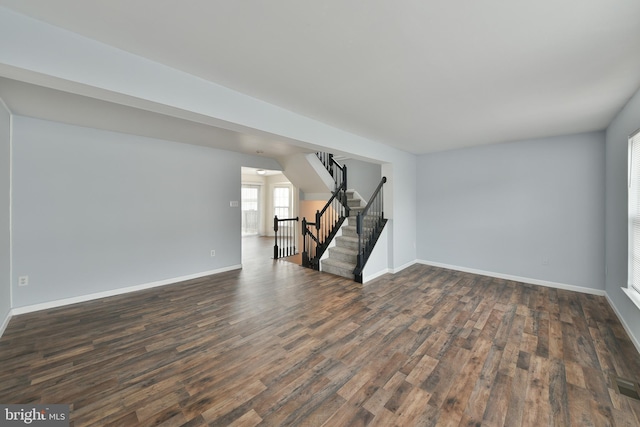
383,154,417,270
11,116,279,308
417,132,605,289
0,100,10,322
605,86,640,344
340,158,382,202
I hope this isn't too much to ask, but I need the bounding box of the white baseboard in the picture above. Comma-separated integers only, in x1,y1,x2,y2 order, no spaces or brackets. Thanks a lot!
363,259,416,284
605,292,640,355
0,309,11,339
363,268,390,284
416,260,606,296
390,260,416,275
11,265,242,316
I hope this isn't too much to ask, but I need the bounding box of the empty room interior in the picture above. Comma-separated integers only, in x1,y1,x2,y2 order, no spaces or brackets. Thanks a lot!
1,1,640,426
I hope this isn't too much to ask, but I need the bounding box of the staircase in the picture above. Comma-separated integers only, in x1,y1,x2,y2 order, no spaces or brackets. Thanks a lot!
321,190,365,279
300,151,387,282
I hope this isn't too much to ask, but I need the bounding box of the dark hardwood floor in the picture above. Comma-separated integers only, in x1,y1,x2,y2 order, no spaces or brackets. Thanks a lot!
1,236,640,426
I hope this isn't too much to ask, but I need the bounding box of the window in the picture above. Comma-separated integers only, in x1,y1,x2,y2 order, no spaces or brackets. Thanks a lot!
241,185,260,235
273,185,291,219
627,129,640,307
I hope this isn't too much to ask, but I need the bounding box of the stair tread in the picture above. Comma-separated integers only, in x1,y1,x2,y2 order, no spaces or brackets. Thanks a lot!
336,235,358,242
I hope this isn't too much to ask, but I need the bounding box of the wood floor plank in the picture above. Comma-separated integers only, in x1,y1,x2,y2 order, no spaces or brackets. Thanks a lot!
1,237,639,426
504,364,529,426
522,355,551,426
481,372,512,427
225,409,262,427
464,342,503,424
394,386,432,425
439,338,491,423
549,359,571,426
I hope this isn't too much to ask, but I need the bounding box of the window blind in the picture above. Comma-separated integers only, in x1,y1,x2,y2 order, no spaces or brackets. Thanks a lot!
630,129,640,294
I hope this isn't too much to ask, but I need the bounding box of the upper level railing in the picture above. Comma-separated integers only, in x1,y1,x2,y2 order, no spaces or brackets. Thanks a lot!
301,153,349,269
354,176,387,283
316,152,346,191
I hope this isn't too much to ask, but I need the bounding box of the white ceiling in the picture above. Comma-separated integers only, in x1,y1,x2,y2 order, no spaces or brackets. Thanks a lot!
241,167,284,178
1,0,639,154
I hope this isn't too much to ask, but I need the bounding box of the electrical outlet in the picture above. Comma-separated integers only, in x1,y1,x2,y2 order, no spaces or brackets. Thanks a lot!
211,250,216,257
230,201,239,207
542,256,549,266
18,276,29,286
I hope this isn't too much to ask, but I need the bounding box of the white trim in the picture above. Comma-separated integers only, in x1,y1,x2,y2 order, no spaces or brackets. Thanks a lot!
8,112,13,312
389,260,416,275
622,286,640,312
417,260,606,296
11,265,241,315
0,309,11,338
363,268,390,284
607,291,640,354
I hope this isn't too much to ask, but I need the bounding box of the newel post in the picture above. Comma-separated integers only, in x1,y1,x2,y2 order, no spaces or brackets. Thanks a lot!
273,216,279,259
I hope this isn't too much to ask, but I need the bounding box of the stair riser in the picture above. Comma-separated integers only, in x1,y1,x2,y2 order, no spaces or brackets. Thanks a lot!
321,263,354,279
336,237,359,250
342,227,375,238
342,227,357,237
328,249,357,263
348,212,381,218
347,217,379,227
